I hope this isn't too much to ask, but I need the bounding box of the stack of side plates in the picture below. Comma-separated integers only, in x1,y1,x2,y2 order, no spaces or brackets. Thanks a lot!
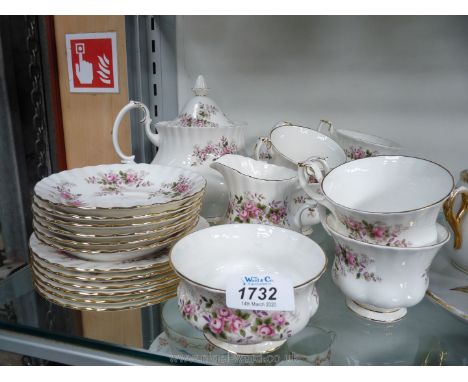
32,163,206,261
29,163,208,311
29,215,209,311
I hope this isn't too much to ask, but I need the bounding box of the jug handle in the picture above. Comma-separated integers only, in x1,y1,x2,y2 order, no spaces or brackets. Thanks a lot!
317,119,336,136
254,137,273,161
443,186,468,249
112,101,151,164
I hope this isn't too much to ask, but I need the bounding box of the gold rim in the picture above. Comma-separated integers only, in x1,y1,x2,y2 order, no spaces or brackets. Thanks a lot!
170,245,328,293
320,155,455,215
31,254,172,280
33,211,198,241
34,177,206,211
212,156,297,182
32,270,179,298
203,332,286,356
33,218,198,254
31,257,177,290
32,195,203,225
33,283,177,312
33,274,178,303
29,244,172,273
33,270,179,296
426,290,468,320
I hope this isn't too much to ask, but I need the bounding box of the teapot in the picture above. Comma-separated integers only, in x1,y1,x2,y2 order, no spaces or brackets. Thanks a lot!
112,75,246,221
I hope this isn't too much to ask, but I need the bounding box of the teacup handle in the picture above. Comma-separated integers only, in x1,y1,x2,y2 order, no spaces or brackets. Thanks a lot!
443,186,468,249
112,101,151,164
317,119,336,137
292,199,320,236
254,137,273,161
297,156,330,200
273,120,293,128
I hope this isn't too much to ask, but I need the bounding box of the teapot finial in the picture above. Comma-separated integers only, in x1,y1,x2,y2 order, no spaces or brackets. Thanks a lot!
192,75,209,96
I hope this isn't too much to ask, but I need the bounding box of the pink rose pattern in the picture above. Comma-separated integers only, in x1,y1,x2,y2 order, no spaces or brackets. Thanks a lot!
191,136,238,166
85,169,153,196
345,146,378,160
178,296,292,342
148,175,193,199
333,244,382,282
53,182,86,206
339,214,411,247
178,103,219,128
228,191,288,226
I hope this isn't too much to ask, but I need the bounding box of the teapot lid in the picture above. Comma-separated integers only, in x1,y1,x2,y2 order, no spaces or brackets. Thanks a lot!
171,75,235,128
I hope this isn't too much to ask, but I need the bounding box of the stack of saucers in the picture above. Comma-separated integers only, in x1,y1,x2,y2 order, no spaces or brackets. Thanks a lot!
29,163,207,310
300,156,454,323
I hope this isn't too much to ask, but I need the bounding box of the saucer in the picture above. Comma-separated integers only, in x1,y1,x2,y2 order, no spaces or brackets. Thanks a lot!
427,253,468,323
204,332,286,356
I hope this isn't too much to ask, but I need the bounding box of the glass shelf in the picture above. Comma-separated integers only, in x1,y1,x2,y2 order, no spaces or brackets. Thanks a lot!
0,229,467,366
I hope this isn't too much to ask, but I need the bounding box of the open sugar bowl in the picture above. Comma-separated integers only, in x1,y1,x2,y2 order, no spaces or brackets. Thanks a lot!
170,224,327,355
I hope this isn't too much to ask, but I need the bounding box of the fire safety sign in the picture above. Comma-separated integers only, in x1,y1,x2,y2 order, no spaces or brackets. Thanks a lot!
66,32,119,93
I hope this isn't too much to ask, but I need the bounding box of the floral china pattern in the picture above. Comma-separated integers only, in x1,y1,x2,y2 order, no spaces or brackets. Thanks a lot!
53,182,86,206
178,103,219,128
148,175,194,199
191,136,238,166
85,169,153,196
227,191,288,226
333,244,382,282
338,214,411,247
179,295,293,343
345,146,379,160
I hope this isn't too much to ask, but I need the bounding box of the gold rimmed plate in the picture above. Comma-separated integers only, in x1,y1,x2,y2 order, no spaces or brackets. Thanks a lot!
33,282,177,311
33,163,206,217
29,233,173,272
33,274,178,303
33,211,198,243
32,194,203,227
33,201,202,236
31,253,173,282
32,265,179,297
33,218,198,261
31,256,177,290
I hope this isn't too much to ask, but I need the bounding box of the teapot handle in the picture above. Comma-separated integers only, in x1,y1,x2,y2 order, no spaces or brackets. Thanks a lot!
317,119,336,137
254,137,273,161
443,186,468,249
112,101,151,164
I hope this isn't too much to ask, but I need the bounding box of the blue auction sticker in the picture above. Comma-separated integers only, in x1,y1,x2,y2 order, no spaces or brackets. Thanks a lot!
225,274,295,311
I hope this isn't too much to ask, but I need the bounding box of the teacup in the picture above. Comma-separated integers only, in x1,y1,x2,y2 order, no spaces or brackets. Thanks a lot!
287,326,335,366
254,121,346,171
317,120,402,161
300,155,455,247
254,122,346,230
323,214,450,322
443,169,468,274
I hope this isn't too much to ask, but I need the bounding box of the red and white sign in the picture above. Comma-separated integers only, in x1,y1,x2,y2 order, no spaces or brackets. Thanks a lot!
66,32,119,93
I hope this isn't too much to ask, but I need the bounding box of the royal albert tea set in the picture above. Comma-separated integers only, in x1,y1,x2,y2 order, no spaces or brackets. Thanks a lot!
30,74,467,357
